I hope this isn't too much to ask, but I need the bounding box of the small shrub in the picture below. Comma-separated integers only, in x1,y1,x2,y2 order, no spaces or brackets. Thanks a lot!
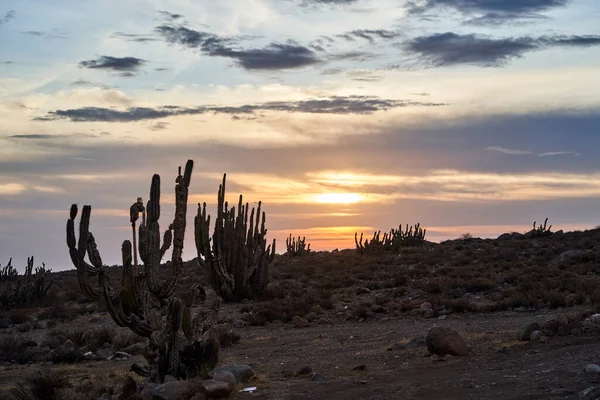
11,369,70,400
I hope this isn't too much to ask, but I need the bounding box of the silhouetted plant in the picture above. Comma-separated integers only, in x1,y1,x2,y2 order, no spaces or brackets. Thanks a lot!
0,257,52,310
0,258,18,282
355,223,426,255
195,173,276,302
66,160,221,383
286,234,311,257
529,217,553,238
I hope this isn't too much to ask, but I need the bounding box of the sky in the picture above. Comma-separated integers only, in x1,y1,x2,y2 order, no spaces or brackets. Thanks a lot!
1,0,600,271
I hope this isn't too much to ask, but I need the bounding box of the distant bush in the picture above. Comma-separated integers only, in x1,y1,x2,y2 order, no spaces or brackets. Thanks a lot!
10,369,70,400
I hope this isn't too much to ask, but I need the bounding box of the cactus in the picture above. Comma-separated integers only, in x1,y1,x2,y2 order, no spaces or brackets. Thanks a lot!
195,173,276,302
531,217,553,237
66,160,221,383
0,258,18,282
355,223,426,255
286,234,311,257
0,257,52,310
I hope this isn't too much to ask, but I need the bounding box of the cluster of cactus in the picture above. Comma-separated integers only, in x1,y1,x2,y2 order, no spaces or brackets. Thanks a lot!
195,174,276,302
531,218,553,237
0,258,18,282
0,257,52,310
66,160,221,383
286,234,311,257
355,223,426,255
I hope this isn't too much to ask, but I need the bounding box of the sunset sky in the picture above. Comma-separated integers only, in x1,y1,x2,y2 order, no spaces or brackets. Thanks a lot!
1,0,600,271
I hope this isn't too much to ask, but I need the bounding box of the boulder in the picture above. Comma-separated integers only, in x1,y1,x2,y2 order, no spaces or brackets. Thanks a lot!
209,365,254,383
201,379,232,399
517,322,540,341
292,316,309,328
426,327,469,357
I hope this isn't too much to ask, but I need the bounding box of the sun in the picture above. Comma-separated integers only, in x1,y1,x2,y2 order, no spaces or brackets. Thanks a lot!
313,193,364,204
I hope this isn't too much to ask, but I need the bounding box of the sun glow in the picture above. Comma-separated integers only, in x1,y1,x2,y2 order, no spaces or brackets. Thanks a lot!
312,192,364,204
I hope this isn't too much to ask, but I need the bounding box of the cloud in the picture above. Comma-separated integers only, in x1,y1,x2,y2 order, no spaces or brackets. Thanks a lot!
38,96,446,122
337,29,403,43
0,10,15,24
405,33,600,67
155,24,321,70
9,133,101,140
485,146,532,155
158,10,184,20
538,151,580,157
111,32,158,43
407,0,569,24
301,0,360,5
78,56,146,76
465,11,549,26
211,42,321,70
9,134,56,140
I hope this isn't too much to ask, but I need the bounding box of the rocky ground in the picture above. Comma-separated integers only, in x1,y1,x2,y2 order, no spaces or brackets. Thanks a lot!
2,227,600,399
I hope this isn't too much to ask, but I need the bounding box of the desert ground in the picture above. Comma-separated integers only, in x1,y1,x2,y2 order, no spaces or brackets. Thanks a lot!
2,227,600,399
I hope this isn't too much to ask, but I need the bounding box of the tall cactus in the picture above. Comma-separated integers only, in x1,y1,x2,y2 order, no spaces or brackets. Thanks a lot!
195,174,276,302
66,160,221,383
0,257,52,310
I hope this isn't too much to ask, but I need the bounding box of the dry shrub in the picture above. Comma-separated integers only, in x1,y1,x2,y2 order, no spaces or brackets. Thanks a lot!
11,369,70,400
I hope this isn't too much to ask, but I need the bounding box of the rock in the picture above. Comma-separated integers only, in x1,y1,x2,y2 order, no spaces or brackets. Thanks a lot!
426,327,469,357
557,322,583,336
304,312,318,322
540,319,560,336
117,376,138,400
292,316,309,328
317,318,330,325
468,299,498,313
109,351,132,361
368,305,383,314
139,379,202,400
530,330,545,342
584,364,600,374
438,315,447,320
311,373,327,381
202,379,232,399
352,364,367,371
211,370,236,389
420,302,432,311
580,386,600,400
63,339,75,350
422,309,435,319
210,365,254,383
356,287,370,295
297,366,313,376
232,319,247,328
588,314,600,325
517,322,540,341
120,342,146,356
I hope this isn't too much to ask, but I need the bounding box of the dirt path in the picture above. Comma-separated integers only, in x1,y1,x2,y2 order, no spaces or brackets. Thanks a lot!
223,307,600,399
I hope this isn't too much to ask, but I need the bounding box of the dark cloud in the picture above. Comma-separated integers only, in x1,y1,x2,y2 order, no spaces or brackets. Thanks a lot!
79,56,146,76
9,134,55,139
465,11,548,26
155,24,320,70
154,25,231,50
210,42,320,70
337,29,402,43
405,33,600,67
37,96,446,122
9,133,99,140
158,10,183,20
111,32,158,42
149,122,169,131
407,0,569,23
0,10,15,24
